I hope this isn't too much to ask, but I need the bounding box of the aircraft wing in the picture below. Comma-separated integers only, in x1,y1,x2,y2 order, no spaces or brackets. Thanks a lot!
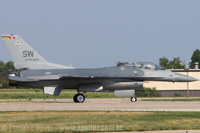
58,74,165,80
11,74,165,81
59,74,99,79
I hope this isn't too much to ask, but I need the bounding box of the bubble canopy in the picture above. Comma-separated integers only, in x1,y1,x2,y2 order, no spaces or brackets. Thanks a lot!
134,62,165,70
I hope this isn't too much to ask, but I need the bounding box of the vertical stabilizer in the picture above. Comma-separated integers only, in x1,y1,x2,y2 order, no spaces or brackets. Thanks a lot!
2,34,71,69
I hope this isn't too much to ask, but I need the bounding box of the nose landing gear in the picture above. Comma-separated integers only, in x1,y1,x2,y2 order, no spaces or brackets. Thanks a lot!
130,97,137,102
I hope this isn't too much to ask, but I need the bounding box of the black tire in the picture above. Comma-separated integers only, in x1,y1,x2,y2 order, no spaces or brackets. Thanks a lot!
73,94,85,103
130,97,137,102
73,94,78,103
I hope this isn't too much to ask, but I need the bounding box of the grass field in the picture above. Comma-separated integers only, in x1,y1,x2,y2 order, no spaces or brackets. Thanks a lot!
1,89,200,101
0,111,200,132
0,88,115,99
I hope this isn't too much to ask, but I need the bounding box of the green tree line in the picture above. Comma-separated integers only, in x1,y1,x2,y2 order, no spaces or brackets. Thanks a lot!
0,60,15,88
117,49,200,69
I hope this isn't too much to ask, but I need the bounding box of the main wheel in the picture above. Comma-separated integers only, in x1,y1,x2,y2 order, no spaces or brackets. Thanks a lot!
130,97,137,102
73,94,85,103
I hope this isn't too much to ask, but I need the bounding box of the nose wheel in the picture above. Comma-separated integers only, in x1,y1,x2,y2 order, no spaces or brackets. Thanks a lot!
73,94,85,103
131,97,137,102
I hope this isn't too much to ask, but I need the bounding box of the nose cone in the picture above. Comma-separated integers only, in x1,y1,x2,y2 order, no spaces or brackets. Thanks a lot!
175,73,198,82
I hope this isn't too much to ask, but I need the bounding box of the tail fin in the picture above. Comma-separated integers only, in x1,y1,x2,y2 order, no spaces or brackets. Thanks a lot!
2,34,70,69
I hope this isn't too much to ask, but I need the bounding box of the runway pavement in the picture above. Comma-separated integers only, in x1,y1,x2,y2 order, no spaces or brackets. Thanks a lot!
0,98,200,111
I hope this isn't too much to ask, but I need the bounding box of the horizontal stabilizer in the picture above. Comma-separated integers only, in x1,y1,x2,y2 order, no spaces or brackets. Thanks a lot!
9,76,38,82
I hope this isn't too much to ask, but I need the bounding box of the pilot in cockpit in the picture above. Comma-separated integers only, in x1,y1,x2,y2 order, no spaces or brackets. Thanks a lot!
136,62,165,71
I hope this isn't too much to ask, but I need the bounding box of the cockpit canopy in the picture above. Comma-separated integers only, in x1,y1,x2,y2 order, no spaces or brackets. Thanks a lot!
133,62,165,70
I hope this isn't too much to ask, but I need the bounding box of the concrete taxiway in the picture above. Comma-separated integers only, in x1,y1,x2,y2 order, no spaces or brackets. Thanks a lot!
0,98,200,111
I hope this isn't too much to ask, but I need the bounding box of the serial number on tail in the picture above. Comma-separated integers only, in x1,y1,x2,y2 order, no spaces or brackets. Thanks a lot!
25,58,39,61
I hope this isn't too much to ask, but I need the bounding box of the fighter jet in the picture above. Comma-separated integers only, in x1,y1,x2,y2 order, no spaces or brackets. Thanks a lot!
2,34,198,103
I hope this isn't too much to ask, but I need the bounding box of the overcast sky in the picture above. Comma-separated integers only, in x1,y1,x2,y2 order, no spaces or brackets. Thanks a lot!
0,0,200,68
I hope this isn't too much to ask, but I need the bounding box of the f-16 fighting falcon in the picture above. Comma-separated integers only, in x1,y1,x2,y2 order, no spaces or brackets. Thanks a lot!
2,34,198,103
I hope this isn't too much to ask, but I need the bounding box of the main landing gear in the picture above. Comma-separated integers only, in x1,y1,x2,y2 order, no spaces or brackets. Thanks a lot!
73,93,85,103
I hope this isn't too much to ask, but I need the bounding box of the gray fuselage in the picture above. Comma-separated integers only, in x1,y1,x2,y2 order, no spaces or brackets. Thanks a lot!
11,65,190,90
